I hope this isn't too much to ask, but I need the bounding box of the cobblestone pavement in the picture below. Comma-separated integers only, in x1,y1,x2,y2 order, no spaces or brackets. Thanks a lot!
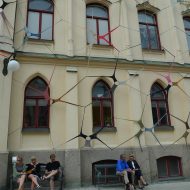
64,181,190,190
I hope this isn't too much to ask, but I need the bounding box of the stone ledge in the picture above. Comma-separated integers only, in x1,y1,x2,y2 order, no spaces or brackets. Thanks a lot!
93,127,117,133
22,128,50,133
154,125,174,132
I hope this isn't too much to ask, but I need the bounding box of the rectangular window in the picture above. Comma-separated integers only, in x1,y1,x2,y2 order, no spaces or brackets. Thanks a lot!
103,101,112,127
41,13,53,40
27,11,53,40
98,20,109,45
157,158,167,177
151,102,158,125
159,102,167,125
157,157,182,178
140,24,149,49
28,12,40,39
170,158,180,176
87,18,97,44
93,101,101,127
149,25,159,49
94,164,121,185
186,31,190,50
24,99,36,127
38,100,49,127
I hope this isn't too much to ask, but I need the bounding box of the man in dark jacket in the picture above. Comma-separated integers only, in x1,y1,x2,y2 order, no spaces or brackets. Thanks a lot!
127,154,148,189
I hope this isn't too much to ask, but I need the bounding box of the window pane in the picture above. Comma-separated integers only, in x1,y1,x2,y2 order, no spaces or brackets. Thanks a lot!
41,13,53,40
138,12,155,24
186,31,190,50
149,25,159,49
87,18,97,44
95,166,106,184
28,12,40,39
98,19,109,45
93,101,101,127
170,158,180,176
159,102,168,125
151,102,158,125
92,81,111,98
184,18,190,29
87,5,108,18
24,99,36,127
26,78,47,97
29,0,53,12
38,100,48,127
151,84,165,99
140,24,149,49
103,101,112,127
26,99,36,106
157,159,167,177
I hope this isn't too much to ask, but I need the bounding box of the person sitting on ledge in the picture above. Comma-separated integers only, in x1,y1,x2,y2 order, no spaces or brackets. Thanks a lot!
42,154,60,190
13,156,27,190
127,153,148,189
116,154,134,190
26,156,42,189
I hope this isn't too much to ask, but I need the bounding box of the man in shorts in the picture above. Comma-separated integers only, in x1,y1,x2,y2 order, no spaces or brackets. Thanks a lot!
43,154,60,190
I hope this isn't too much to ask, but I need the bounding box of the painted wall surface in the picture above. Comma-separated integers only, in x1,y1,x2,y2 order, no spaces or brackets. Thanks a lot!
1,0,190,188
0,1,17,189
7,56,190,151
0,0,16,152
8,0,190,152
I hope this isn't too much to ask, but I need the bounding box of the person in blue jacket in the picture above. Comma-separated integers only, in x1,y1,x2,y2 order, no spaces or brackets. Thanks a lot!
116,154,134,190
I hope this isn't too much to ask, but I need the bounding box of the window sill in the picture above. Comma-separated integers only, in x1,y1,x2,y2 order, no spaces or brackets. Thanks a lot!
27,38,54,45
93,126,117,133
142,48,165,54
90,44,114,51
154,125,174,132
158,176,185,182
22,128,50,133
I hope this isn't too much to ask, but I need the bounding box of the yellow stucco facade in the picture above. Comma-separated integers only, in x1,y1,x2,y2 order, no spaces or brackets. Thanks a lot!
1,0,190,188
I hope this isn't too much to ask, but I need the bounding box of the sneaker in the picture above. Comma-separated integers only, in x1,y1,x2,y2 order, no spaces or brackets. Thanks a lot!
144,183,148,186
36,185,41,189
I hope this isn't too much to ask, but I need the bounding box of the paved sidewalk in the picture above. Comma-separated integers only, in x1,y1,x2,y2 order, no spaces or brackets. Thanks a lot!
64,181,190,190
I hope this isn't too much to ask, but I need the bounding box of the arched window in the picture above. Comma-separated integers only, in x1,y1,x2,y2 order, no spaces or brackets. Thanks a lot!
183,17,190,50
92,80,113,128
157,156,182,178
27,0,54,40
138,10,160,49
86,4,110,45
23,77,50,129
151,83,170,126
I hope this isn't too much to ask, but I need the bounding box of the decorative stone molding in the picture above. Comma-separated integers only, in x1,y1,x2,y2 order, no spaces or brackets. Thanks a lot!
85,0,112,7
182,8,190,16
178,0,190,9
136,1,160,13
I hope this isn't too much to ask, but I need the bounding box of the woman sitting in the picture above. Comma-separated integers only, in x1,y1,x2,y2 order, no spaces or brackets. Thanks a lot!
13,156,27,190
26,156,41,189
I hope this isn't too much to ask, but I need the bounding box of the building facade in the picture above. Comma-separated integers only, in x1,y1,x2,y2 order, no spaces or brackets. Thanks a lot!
1,0,190,189
0,0,17,189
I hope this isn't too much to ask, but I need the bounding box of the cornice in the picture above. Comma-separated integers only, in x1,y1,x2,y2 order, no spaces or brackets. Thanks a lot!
136,1,160,13
85,0,112,6
182,8,190,16
15,51,190,73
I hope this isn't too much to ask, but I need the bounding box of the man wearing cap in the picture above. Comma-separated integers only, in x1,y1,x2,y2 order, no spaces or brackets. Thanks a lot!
116,154,134,190
127,154,148,189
